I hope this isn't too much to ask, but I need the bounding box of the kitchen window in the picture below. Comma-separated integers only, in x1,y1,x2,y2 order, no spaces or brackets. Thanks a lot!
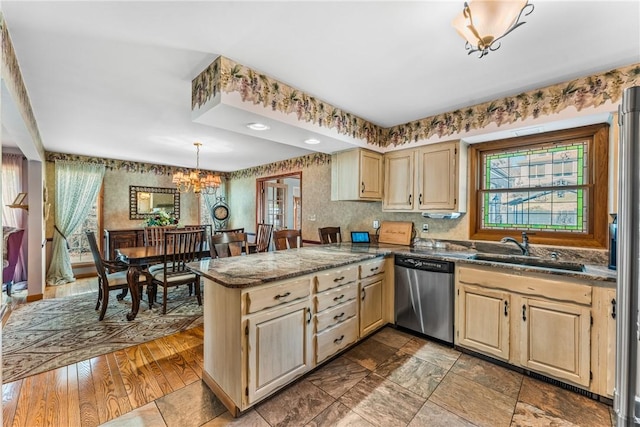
469,124,610,248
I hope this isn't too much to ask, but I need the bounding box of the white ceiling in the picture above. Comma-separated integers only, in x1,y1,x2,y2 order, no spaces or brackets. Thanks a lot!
2,1,639,172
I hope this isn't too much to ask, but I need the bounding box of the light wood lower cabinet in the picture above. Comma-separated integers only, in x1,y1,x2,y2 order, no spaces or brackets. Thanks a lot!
458,284,510,361
360,275,384,337
456,265,595,390
202,256,391,416
519,297,591,387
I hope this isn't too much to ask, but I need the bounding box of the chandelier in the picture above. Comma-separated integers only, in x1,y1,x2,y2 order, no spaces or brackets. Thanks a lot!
172,142,221,195
452,0,534,58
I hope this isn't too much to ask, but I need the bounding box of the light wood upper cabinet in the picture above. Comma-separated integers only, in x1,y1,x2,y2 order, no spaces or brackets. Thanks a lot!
331,149,383,201
383,140,466,212
383,150,415,210
417,141,459,211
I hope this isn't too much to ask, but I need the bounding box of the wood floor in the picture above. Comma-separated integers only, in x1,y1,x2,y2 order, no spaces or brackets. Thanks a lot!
2,279,206,427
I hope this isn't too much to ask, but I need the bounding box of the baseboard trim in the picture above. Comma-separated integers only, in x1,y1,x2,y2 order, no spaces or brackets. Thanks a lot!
26,293,43,302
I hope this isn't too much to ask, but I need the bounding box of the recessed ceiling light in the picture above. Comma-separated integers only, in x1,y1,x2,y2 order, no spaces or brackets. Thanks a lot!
246,123,270,131
304,138,321,145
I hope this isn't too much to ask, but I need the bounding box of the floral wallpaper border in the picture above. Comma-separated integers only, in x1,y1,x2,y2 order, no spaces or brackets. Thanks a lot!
1,15,44,149
227,152,331,180
45,152,227,179
192,56,640,149
193,57,383,146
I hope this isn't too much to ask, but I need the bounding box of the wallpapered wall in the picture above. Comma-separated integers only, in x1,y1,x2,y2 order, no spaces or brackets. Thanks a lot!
44,155,206,238
226,153,467,243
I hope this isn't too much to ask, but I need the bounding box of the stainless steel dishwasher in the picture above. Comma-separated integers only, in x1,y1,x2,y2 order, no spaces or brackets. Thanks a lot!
394,255,455,344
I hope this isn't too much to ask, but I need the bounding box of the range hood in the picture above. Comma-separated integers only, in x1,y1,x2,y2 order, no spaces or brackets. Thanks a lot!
421,212,462,219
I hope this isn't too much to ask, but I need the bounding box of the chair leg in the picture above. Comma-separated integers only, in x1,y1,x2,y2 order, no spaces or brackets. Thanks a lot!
96,280,103,310
162,285,168,315
116,287,128,301
6,281,12,297
98,288,109,321
195,278,202,306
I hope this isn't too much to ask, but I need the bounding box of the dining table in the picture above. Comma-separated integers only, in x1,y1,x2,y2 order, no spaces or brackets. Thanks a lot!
116,244,210,320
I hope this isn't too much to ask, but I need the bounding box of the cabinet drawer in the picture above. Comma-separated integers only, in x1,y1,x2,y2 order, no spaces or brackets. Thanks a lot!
315,283,357,313
315,317,358,364
315,299,357,333
360,258,385,279
316,266,358,292
244,277,311,314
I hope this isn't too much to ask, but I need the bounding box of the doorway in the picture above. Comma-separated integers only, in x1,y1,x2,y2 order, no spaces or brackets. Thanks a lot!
256,172,302,232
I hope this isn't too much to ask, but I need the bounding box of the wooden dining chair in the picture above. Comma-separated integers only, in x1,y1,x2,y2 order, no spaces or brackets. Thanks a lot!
318,226,342,244
210,232,249,258
255,223,273,252
273,229,302,250
144,225,178,246
150,229,205,314
86,231,148,320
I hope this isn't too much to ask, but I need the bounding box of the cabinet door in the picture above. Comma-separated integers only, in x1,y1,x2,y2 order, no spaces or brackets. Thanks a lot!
416,142,457,211
605,290,616,397
246,300,312,404
458,284,510,361
383,150,415,211
360,276,384,337
520,298,591,387
359,150,383,199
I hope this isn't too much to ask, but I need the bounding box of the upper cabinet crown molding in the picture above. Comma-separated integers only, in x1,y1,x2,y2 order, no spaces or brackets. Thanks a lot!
331,149,383,201
383,140,467,213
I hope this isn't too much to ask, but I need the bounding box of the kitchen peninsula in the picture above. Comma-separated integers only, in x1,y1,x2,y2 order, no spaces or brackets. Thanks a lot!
189,245,394,416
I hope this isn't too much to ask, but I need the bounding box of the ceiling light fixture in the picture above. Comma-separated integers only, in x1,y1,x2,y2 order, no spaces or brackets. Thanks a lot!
304,138,321,145
452,0,534,58
246,122,270,131
172,142,221,195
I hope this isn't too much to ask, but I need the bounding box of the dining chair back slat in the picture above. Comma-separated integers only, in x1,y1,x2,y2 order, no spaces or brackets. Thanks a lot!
318,226,342,244
144,225,178,247
214,227,244,235
273,229,302,250
211,232,249,258
255,223,273,252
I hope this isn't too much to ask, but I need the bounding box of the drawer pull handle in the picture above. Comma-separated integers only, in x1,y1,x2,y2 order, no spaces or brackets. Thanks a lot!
307,308,311,324
504,300,508,317
334,312,345,320
362,289,366,301
361,182,365,193
274,292,291,300
333,276,345,282
612,298,617,319
334,335,344,344
333,294,345,301
370,267,379,272
522,304,527,321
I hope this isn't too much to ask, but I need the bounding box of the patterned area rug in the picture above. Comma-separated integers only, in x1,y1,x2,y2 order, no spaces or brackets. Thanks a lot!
2,286,203,383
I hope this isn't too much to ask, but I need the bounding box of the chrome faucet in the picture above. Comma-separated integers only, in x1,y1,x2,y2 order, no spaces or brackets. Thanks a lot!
500,232,530,256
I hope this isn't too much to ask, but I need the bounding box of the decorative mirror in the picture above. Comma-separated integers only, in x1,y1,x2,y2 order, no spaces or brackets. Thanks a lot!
129,185,180,220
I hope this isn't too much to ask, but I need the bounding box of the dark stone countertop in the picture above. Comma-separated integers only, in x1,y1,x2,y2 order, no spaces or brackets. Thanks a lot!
188,244,392,288
188,243,616,289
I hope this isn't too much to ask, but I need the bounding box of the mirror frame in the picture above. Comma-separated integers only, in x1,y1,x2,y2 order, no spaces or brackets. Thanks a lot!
129,185,180,220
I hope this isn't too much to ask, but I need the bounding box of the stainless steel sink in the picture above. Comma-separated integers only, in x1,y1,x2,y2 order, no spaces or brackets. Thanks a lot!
468,253,585,272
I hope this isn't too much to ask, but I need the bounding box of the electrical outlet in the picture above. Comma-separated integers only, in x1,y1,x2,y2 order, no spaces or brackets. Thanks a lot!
373,220,380,229
422,223,429,232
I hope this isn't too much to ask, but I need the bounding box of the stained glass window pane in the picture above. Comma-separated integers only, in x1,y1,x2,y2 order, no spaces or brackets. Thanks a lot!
480,140,589,233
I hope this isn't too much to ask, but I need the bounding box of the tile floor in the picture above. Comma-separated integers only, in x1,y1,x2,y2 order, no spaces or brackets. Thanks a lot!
101,326,614,427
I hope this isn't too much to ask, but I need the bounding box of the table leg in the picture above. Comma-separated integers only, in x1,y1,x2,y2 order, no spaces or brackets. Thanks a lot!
126,266,142,321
